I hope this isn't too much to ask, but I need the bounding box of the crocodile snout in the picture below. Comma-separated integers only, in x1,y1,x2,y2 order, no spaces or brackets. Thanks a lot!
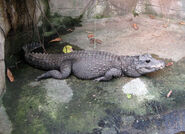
158,60,165,70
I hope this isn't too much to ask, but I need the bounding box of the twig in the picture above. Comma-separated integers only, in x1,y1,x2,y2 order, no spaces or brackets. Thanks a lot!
33,0,46,53
81,0,95,15
35,0,60,37
0,25,6,37
35,24,47,53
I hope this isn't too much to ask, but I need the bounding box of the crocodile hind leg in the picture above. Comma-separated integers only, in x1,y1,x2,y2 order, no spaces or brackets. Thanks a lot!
94,68,122,81
36,61,72,81
36,70,63,81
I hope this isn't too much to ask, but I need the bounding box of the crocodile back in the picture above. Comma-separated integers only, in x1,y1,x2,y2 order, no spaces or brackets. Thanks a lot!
24,50,121,71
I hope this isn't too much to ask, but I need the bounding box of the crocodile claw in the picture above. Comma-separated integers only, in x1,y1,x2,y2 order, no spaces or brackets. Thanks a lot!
35,77,41,81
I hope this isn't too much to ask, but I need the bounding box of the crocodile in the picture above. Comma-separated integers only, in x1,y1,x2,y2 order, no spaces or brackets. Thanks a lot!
23,42,165,81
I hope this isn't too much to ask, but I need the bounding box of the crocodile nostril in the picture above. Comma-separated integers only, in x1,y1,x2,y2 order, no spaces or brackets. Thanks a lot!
146,60,150,63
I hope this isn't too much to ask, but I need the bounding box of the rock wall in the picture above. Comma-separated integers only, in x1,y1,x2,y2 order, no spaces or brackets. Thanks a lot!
0,0,8,97
49,0,185,19
136,0,185,19
1,0,185,97
49,0,91,17
0,29,5,97
49,0,138,19
0,0,46,97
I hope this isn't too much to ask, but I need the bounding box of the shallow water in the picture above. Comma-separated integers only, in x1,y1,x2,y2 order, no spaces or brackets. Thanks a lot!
3,44,185,134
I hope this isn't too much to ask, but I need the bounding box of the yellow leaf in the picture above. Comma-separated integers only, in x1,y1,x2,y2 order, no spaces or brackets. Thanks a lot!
63,45,73,53
126,94,132,99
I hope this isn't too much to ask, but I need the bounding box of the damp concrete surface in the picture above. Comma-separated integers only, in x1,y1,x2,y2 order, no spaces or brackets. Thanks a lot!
1,14,185,134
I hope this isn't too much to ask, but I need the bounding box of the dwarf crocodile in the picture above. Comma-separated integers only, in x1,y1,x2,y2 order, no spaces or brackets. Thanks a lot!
23,42,165,81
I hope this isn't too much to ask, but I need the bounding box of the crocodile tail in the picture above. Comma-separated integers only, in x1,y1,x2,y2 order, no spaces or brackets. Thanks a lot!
22,42,42,53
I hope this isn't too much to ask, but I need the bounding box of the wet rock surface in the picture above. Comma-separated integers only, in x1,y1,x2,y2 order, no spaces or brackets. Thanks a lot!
0,106,12,134
63,14,185,61
2,15,185,134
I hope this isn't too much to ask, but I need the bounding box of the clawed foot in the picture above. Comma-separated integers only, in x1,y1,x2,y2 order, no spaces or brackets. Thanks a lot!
93,77,104,82
35,76,42,81
35,78,40,81
93,79,100,82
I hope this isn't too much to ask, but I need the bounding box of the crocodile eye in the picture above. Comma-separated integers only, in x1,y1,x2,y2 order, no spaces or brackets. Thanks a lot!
146,60,150,63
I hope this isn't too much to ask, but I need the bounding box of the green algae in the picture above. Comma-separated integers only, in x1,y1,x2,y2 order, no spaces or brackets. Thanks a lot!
41,13,82,38
3,42,185,134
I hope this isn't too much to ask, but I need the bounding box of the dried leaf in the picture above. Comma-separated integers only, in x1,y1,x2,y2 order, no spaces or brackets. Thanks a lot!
152,34,160,37
149,15,155,19
167,90,172,98
88,34,94,38
89,38,103,44
132,23,139,30
95,39,102,44
163,24,168,28
63,45,73,53
86,31,93,34
179,22,185,25
90,38,95,44
49,37,62,43
67,29,73,32
7,68,14,82
166,62,173,67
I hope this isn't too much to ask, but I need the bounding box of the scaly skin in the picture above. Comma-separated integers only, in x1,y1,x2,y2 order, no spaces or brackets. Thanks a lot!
23,42,165,81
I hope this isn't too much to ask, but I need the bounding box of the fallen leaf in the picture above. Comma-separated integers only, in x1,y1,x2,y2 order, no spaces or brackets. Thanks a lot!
126,94,132,99
67,29,73,32
63,45,73,53
179,22,185,25
132,23,139,30
95,39,102,44
49,37,62,43
149,15,155,19
166,62,173,67
86,31,93,34
90,38,95,44
167,90,172,98
152,34,160,37
133,12,139,17
89,38,103,44
7,68,14,82
163,24,168,28
88,34,94,38
92,94,96,97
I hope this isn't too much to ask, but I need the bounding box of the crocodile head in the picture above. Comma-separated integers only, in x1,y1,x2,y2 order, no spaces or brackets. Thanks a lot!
121,54,165,77
135,54,165,75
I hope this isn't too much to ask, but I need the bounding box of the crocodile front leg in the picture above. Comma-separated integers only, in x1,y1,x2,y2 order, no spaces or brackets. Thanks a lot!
94,68,122,81
36,61,72,81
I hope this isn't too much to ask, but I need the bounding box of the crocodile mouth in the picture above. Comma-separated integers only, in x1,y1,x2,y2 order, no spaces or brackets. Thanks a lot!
137,63,165,74
146,62,165,70
145,66,163,70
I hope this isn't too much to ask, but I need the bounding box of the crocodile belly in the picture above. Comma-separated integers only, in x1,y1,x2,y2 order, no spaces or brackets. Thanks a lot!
72,58,111,80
